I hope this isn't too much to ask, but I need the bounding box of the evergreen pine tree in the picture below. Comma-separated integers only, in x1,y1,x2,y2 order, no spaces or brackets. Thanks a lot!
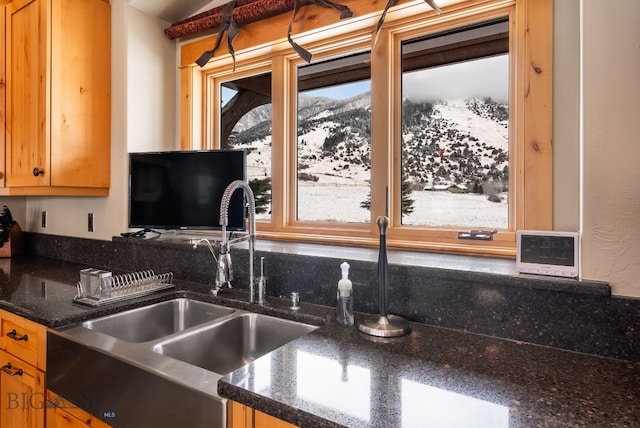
359,173,414,215
401,173,415,215
249,177,272,215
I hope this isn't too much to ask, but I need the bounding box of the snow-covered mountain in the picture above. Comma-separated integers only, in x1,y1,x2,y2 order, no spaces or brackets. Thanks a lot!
228,93,509,195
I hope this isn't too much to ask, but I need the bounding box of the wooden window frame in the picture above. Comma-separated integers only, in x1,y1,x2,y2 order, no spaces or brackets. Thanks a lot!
178,0,552,256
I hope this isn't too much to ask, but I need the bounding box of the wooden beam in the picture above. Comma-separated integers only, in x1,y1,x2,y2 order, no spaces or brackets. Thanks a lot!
221,88,271,143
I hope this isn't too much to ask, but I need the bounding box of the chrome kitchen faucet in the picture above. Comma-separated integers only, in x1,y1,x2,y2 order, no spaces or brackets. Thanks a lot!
194,180,258,302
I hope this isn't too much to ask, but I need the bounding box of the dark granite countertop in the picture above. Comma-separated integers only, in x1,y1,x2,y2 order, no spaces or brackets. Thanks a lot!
0,256,326,328
0,256,187,327
219,316,640,427
1,256,639,427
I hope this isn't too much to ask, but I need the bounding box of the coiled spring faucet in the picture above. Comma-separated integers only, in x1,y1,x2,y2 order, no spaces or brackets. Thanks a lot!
218,180,257,301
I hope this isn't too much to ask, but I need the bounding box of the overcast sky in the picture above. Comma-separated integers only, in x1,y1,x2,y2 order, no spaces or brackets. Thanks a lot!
223,53,509,104
403,54,509,103
301,54,508,103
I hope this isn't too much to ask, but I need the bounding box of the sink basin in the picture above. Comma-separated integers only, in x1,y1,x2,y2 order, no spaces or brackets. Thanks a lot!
52,298,321,427
154,313,318,374
82,298,235,342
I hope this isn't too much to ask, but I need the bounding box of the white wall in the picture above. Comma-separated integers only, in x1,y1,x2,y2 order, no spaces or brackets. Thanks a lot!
127,6,178,153
15,0,640,298
581,0,640,296
553,0,580,231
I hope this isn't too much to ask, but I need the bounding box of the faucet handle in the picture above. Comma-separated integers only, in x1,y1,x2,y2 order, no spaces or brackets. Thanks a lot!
216,252,234,287
226,252,234,284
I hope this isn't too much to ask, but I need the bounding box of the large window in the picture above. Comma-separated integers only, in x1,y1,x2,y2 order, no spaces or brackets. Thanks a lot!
296,52,372,223
184,0,553,255
400,19,509,230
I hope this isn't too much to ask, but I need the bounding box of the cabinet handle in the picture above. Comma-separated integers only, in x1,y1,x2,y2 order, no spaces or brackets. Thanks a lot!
1,363,24,377
7,329,28,342
33,167,45,177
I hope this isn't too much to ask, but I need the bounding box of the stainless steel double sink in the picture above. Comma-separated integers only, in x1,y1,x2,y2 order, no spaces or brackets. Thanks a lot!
82,298,317,374
47,298,319,427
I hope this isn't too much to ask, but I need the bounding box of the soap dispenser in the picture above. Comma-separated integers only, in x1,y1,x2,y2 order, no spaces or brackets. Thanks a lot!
336,262,354,326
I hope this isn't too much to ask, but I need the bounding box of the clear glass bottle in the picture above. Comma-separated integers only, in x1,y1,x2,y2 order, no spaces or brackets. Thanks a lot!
336,262,354,326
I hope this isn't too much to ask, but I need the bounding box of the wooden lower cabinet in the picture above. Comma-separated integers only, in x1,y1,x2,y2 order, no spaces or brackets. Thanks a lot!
0,349,45,428
46,391,111,428
228,400,297,428
254,410,298,428
0,307,48,428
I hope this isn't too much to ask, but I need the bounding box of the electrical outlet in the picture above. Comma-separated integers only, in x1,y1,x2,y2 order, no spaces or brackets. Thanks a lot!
41,211,47,228
88,213,94,232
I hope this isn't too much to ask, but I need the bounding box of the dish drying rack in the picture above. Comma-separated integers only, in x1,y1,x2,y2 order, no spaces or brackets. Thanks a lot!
73,269,174,307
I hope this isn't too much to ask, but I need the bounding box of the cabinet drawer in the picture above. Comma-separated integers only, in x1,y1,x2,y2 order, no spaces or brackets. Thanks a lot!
0,349,43,393
0,310,46,369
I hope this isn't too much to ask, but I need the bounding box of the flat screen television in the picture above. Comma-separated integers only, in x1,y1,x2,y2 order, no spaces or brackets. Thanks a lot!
128,150,247,231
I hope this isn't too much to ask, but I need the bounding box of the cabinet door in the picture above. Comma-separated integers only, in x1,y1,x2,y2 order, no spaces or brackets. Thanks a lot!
50,0,110,188
228,400,254,428
5,0,49,187
227,401,298,428
0,350,45,428
254,410,297,428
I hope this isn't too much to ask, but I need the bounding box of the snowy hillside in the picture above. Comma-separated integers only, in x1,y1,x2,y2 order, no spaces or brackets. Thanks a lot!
229,93,509,193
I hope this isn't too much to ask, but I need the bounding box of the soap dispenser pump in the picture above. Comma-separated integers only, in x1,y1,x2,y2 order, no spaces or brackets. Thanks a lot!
336,262,354,326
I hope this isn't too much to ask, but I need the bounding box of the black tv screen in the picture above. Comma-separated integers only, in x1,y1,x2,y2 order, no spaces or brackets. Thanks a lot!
128,150,247,231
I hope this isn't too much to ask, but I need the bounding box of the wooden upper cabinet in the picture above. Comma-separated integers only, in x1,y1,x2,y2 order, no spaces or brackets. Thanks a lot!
50,0,110,189
3,0,110,196
5,0,46,189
